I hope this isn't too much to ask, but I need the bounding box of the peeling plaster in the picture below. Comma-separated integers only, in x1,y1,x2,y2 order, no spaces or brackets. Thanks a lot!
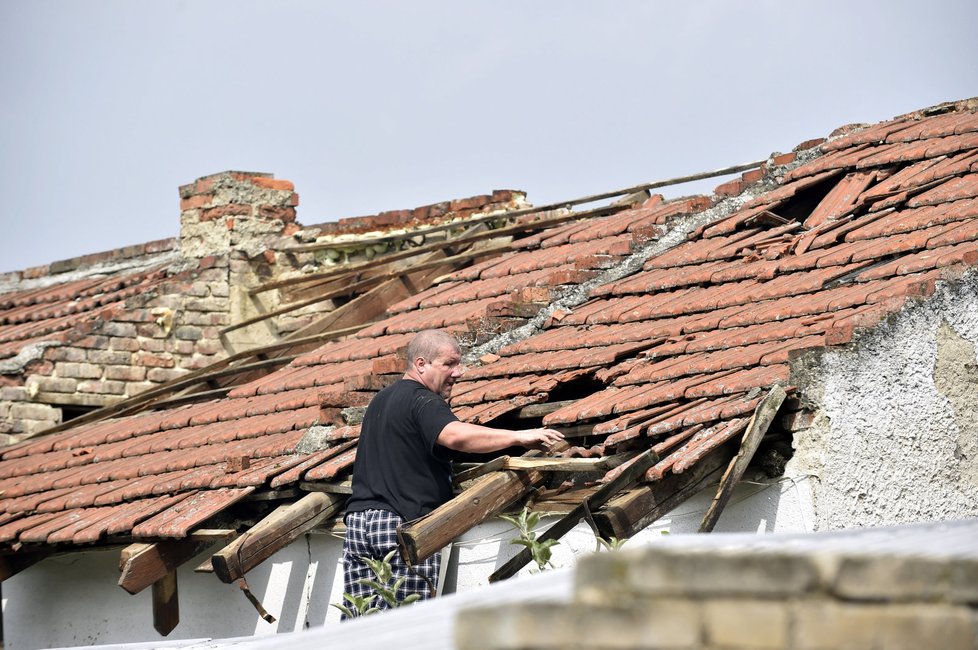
786,270,978,529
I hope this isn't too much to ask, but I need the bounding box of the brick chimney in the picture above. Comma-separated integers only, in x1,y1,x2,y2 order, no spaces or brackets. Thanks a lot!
178,171,300,351
178,171,299,259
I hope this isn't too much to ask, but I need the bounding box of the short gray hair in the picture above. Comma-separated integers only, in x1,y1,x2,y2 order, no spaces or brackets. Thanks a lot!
406,330,460,364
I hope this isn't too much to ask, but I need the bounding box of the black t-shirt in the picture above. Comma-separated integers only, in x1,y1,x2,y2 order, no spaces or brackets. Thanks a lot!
346,379,460,521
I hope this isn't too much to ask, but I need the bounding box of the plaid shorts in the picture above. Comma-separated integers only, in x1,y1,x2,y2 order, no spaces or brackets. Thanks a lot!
341,509,441,619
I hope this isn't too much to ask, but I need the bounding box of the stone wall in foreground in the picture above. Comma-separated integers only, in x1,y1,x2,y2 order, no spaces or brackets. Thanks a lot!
456,543,978,650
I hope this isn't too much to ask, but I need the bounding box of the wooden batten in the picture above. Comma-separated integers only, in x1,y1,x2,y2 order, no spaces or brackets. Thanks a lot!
118,538,222,595
210,492,344,584
699,386,787,533
397,468,546,566
488,450,658,583
592,437,741,540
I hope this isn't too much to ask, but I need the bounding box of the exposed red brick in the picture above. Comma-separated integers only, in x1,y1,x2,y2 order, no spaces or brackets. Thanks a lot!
714,179,746,197
201,203,252,221
249,177,294,191
257,205,296,222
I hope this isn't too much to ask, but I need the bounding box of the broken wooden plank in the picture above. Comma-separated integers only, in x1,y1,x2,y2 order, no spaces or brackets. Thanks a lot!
397,468,546,566
452,456,511,485
592,437,741,540
299,480,353,495
118,539,215,595
501,453,634,473
488,450,657,583
288,250,450,339
516,400,576,419
211,492,344,584
152,571,179,636
699,386,786,533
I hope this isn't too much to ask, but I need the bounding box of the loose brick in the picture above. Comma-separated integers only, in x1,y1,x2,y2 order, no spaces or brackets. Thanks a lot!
0,387,28,401
9,403,60,421
109,337,140,352
100,322,137,338
77,380,126,395
136,324,165,338
147,368,188,383
173,326,203,341
88,350,133,365
208,282,230,298
703,598,787,649
185,298,228,312
139,338,166,352
134,352,176,369
104,365,147,382
32,376,77,393
194,339,225,356
249,177,294,191
45,347,87,363
75,335,110,350
57,362,104,380
715,178,746,197
179,355,217,370
201,203,252,222
125,381,155,396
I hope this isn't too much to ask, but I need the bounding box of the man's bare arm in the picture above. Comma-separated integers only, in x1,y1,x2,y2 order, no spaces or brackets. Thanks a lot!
436,420,564,454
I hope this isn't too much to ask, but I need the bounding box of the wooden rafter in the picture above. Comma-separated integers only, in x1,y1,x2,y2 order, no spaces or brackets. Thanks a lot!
210,492,344,584
699,386,787,533
488,450,658,582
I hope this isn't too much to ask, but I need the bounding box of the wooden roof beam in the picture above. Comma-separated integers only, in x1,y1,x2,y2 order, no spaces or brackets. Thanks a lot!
699,386,787,533
210,492,344,584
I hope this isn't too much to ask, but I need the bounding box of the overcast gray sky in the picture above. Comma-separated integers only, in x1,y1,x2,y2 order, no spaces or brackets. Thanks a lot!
2,1,977,273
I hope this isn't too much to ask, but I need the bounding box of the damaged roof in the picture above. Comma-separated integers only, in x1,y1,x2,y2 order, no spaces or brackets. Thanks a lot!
1,98,976,568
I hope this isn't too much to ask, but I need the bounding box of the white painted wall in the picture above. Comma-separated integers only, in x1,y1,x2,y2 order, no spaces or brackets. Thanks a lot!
3,533,347,650
787,271,978,529
2,474,815,649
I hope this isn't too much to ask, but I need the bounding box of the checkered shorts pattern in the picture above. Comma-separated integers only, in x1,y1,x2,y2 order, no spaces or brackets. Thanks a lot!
342,509,441,619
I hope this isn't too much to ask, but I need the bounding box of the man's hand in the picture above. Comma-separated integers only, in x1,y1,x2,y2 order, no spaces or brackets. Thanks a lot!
437,422,565,454
515,427,565,451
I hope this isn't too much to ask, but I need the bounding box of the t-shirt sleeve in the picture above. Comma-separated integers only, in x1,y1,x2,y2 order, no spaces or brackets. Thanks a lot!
412,391,459,450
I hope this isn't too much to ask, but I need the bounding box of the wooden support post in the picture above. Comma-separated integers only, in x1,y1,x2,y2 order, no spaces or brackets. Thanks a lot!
488,450,657,583
210,492,344,584
698,386,787,533
152,571,179,636
592,437,741,540
397,468,546,566
118,537,226,595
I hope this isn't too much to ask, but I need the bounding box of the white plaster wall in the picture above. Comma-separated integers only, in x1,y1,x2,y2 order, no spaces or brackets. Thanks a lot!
447,474,816,592
2,532,347,650
2,473,815,649
787,271,978,529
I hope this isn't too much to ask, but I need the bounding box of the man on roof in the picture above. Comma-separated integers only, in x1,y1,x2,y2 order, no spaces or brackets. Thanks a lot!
342,329,564,616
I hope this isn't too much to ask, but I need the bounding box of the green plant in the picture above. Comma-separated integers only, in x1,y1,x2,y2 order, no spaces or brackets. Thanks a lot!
594,533,627,552
500,507,559,572
332,550,422,619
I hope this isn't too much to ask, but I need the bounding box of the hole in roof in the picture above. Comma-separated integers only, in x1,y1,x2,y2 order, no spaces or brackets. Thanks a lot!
777,176,841,224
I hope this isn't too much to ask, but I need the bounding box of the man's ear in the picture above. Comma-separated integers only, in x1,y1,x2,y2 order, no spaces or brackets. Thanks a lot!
413,356,427,373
